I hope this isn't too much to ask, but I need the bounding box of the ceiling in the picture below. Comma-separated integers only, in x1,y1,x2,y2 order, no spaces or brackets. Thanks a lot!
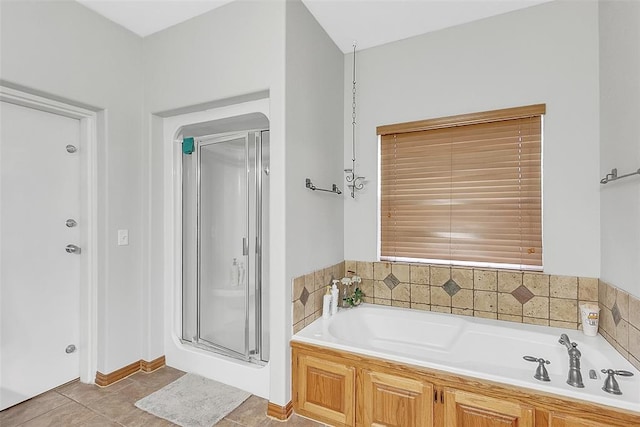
76,0,552,53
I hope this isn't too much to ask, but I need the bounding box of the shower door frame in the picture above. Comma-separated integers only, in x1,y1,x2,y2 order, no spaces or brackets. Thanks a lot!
184,130,267,364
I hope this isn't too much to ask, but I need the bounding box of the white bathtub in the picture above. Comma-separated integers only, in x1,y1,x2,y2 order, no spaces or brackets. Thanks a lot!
292,304,640,413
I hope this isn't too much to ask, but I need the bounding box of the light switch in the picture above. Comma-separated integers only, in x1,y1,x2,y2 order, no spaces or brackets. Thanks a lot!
117,229,129,246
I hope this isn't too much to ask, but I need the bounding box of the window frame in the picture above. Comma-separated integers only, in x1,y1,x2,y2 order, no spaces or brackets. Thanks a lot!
377,104,545,271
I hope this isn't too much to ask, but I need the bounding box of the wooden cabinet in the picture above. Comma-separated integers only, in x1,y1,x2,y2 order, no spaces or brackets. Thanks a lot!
291,342,639,427
443,389,534,427
548,412,626,427
294,352,355,427
361,370,433,427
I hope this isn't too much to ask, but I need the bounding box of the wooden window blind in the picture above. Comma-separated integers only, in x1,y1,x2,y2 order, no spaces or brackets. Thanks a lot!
378,105,544,270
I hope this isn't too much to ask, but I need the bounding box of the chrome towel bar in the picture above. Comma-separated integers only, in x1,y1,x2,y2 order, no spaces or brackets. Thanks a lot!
600,167,640,184
306,178,342,195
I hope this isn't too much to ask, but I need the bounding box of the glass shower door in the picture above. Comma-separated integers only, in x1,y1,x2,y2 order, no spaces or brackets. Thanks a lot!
198,135,249,357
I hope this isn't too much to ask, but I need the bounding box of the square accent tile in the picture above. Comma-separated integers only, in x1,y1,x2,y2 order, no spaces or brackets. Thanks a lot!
612,302,622,326
442,279,461,297
383,273,400,290
300,287,309,306
511,285,535,305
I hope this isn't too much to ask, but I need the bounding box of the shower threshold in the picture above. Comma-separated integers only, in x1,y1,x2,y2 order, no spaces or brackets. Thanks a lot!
180,338,267,366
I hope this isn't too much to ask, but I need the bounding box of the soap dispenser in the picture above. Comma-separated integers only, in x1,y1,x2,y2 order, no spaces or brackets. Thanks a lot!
331,280,340,315
323,286,332,319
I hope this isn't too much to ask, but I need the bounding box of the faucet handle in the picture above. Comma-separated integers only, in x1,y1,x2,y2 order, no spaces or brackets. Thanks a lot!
523,356,551,382
601,369,634,377
601,369,633,395
524,356,549,363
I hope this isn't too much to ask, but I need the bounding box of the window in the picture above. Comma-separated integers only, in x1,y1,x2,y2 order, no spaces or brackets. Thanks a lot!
378,104,544,270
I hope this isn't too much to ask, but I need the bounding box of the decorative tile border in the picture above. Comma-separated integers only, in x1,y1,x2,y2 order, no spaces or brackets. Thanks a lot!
291,260,639,369
599,279,640,370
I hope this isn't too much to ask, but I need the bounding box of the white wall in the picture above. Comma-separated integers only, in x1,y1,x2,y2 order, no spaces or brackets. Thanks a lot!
285,2,344,281
141,0,289,404
0,1,145,374
343,0,601,279
599,0,640,298
284,0,345,400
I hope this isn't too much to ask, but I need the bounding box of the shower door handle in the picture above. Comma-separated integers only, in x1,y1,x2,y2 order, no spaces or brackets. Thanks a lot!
242,238,248,256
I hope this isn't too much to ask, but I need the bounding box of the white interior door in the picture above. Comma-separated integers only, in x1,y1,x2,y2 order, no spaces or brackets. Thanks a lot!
0,101,81,410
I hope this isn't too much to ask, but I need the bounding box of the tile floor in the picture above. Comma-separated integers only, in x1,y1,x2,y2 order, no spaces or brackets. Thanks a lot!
0,367,324,427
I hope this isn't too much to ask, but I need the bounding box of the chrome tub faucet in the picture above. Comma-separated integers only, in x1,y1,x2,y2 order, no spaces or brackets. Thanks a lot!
559,334,584,388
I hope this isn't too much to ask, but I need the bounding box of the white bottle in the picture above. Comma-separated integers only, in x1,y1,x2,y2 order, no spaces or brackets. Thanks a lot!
331,280,340,315
322,286,332,319
238,261,245,286
230,258,239,287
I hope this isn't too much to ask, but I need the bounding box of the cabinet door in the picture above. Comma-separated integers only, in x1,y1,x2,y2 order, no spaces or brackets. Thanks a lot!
443,389,534,427
295,353,356,426
549,413,627,427
362,370,434,427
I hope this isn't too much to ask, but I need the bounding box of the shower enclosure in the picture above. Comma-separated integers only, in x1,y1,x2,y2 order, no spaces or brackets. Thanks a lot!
181,127,269,364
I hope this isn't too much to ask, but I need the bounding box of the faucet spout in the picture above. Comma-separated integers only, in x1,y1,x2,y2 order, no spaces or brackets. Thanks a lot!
559,333,572,351
559,334,584,388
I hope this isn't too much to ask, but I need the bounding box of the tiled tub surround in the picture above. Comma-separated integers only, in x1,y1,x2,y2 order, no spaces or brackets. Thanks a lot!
292,261,598,334
599,279,640,371
292,261,345,334
292,261,640,378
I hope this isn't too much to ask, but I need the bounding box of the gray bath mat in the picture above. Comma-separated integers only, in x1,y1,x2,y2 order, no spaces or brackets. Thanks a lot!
135,373,251,426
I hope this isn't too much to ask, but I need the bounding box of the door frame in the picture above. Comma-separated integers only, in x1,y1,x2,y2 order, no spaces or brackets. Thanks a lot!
0,85,98,384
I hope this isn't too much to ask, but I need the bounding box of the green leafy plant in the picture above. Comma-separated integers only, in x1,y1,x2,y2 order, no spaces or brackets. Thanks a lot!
343,287,364,307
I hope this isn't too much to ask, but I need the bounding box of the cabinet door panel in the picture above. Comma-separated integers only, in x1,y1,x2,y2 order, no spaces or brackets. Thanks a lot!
444,389,534,427
297,353,355,426
362,370,433,427
549,413,626,427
